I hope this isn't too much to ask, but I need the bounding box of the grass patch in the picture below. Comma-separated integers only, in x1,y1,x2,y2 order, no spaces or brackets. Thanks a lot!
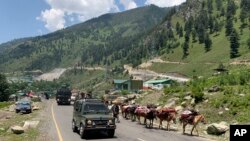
0,108,40,141
0,102,14,109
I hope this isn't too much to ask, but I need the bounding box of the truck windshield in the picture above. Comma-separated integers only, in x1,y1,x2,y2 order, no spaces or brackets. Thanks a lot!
83,104,108,113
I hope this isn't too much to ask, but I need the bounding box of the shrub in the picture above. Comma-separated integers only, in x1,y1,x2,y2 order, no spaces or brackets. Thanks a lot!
191,86,204,103
121,90,129,95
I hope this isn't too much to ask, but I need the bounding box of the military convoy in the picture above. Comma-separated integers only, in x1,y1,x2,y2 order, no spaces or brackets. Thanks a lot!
56,85,72,105
72,98,116,138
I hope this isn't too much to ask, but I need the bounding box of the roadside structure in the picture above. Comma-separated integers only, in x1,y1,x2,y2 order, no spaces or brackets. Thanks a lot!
113,79,143,92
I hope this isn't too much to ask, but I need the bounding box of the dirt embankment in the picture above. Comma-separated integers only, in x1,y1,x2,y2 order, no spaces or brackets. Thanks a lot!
139,58,187,69
230,60,250,65
124,64,190,82
35,68,66,81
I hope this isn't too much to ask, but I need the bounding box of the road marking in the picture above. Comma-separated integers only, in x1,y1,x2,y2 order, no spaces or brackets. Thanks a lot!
51,102,64,141
137,138,146,141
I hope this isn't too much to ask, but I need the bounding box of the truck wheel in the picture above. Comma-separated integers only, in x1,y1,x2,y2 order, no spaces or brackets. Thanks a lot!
79,124,86,139
107,129,115,138
72,120,77,132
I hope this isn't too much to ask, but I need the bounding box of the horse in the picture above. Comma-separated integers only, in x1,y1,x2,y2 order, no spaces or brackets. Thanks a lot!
135,105,157,128
156,107,177,130
180,114,206,136
120,103,128,118
127,104,138,121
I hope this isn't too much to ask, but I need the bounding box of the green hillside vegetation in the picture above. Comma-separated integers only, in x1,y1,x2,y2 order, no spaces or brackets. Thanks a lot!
0,0,249,78
0,5,169,72
58,67,129,94
145,0,250,77
160,68,250,123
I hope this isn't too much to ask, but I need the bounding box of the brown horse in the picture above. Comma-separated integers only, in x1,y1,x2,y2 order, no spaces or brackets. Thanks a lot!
135,106,157,128
180,114,206,136
156,108,177,130
120,103,128,118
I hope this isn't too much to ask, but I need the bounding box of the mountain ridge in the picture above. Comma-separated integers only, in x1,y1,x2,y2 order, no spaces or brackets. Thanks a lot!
0,5,170,72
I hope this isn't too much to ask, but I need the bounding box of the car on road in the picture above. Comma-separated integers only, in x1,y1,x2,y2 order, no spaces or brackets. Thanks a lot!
15,99,32,114
72,99,116,139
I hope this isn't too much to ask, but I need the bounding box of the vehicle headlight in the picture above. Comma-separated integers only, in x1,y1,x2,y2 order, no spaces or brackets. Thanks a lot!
108,120,113,125
87,120,92,125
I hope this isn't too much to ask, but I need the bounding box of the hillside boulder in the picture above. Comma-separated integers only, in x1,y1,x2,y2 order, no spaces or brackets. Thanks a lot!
184,95,192,100
11,126,24,134
208,85,221,93
207,122,229,135
9,104,16,112
23,121,40,130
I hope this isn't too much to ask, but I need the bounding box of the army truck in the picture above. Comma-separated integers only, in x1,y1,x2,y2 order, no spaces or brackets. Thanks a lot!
72,99,116,138
56,85,72,105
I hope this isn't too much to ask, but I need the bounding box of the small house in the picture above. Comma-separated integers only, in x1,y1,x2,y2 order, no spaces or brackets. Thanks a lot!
113,79,143,92
143,79,173,90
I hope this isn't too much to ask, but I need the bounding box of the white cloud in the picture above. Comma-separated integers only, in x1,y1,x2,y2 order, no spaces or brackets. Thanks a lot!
36,9,65,31
120,0,137,10
145,0,186,7
37,0,119,31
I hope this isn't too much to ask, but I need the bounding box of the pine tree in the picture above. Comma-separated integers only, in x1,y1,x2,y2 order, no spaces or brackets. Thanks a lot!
207,0,213,14
182,41,189,58
192,30,197,42
185,32,190,42
220,7,225,17
0,73,10,102
204,33,212,52
230,28,240,58
179,26,183,38
176,22,180,34
214,19,220,35
226,0,237,19
225,17,233,36
240,0,250,27
216,0,222,11
247,37,250,49
208,15,214,34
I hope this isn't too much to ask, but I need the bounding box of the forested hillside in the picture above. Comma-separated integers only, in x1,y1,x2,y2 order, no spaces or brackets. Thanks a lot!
0,0,249,77
0,5,169,72
141,0,250,76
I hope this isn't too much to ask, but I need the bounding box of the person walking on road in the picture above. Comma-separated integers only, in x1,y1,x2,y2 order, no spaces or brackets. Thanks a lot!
112,103,120,123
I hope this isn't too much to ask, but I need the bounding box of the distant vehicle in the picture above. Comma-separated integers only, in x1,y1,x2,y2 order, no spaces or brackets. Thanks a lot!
56,86,72,105
72,99,116,139
15,99,32,113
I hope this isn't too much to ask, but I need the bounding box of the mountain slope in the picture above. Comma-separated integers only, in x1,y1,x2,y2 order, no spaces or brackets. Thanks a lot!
140,0,250,77
0,5,170,72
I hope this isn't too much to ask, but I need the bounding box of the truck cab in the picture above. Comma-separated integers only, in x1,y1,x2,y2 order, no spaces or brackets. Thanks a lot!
72,99,116,139
56,87,72,105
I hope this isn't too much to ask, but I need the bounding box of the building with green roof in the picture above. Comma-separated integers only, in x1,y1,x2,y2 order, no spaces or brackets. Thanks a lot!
143,79,173,89
113,79,143,92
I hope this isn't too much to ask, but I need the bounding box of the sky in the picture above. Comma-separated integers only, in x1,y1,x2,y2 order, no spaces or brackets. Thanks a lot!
0,0,186,44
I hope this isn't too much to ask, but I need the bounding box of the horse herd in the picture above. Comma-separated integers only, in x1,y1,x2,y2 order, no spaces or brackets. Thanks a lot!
119,103,207,136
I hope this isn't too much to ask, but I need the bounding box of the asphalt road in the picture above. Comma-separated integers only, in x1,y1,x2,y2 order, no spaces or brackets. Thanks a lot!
49,101,212,141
